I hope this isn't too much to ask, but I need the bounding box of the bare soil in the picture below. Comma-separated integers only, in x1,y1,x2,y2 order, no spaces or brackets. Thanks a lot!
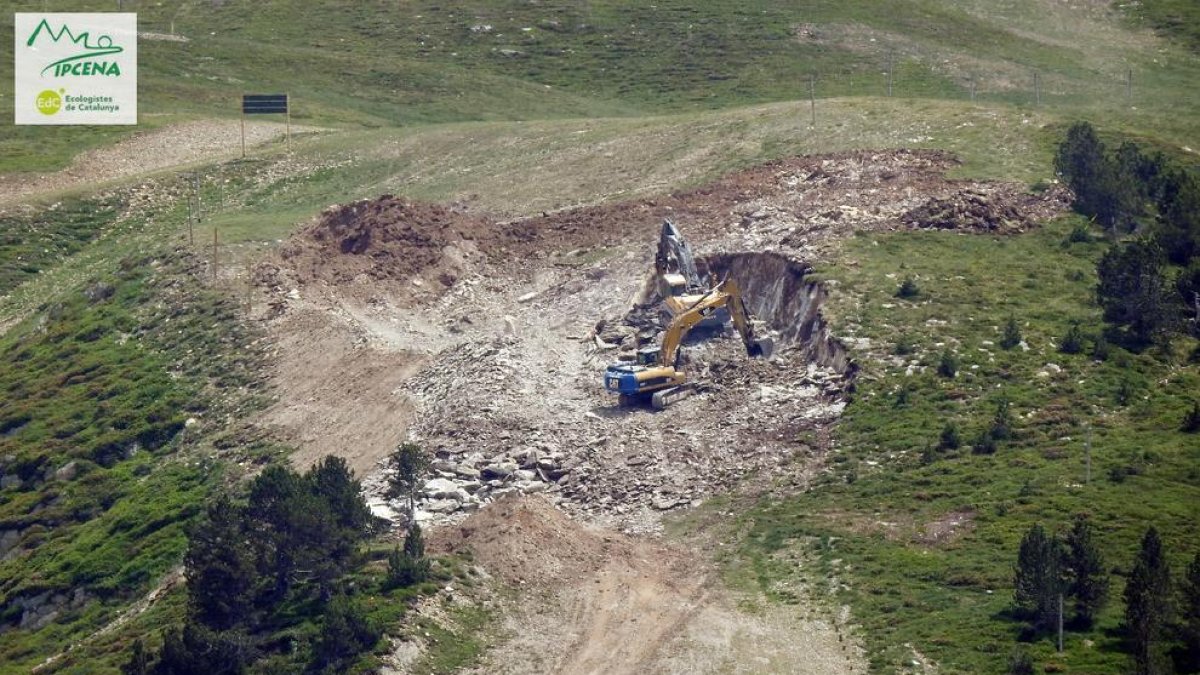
434,496,864,675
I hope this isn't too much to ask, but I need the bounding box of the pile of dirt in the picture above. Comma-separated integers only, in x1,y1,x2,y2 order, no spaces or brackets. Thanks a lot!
900,184,1070,232
279,195,492,287
272,149,1026,300
432,495,645,586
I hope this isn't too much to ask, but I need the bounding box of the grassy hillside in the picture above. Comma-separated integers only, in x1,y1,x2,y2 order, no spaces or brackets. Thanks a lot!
3,0,1198,173
0,188,276,672
728,216,1199,673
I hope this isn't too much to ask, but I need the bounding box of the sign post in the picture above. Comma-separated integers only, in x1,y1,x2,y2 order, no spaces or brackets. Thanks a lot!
240,93,290,156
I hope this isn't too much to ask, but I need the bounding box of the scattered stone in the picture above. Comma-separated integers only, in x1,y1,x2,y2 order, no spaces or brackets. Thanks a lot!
53,461,79,482
481,462,517,480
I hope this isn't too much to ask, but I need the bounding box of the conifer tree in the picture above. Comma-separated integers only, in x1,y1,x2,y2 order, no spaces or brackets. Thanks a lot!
386,442,430,522
1063,514,1109,627
184,496,255,630
1001,316,1022,350
1125,526,1172,674
1177,552,1200,673
1014,524,1066,633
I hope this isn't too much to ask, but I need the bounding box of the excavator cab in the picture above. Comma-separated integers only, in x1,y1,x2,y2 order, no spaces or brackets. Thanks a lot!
635,346,660,366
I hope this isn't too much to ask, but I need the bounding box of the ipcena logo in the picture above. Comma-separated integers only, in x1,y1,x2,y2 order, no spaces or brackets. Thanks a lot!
28,19,124,78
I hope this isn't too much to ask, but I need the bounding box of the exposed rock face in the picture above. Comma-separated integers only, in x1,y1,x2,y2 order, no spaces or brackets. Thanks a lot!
3,588,90,633
703,252,853,375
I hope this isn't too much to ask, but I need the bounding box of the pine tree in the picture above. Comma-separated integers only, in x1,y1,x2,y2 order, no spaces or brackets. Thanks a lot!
1060,323,1085,354
1158,170,1200,266
386,442,430,522
247,464,306,601
895,276,919,298
937,349,958,378
1125,526,1172,675
1014,524,1066,633
1096,240,1176,348
308,456,373,535
404,522,426,560
121,639,151,675
938,422,961,451
990,397,1014,442
184,497,255,630
1000,316,1022,350
1055,122,1128,232
1063,514,1109,627
386,524,431,589
1182,401,1200,433
1179,552,1200,673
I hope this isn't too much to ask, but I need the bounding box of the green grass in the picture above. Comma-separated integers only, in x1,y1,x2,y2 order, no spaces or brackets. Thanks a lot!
1125,0,1200,53
405,605,493,675
734,217,1200,673
0,197,125,295
3,0,1199,174
0,246,271,673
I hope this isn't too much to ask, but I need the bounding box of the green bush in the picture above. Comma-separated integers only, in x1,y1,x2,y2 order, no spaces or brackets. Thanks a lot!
937,350,958,378
1060,323,1085,354
1066,221,1095,244
895,276,920,299
311,594,382,673
1000,317,1022,350
1183,402,1200,433
938,422,961,451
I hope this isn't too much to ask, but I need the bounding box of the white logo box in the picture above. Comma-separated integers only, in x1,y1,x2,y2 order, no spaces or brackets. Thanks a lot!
14,13,138,125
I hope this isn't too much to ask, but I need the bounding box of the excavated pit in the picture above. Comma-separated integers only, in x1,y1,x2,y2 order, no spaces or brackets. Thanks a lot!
700,252,853,376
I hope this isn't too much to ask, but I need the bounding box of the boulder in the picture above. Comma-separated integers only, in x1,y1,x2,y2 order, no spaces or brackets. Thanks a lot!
423,478,461,499
481,462,517,479
53,461,79,482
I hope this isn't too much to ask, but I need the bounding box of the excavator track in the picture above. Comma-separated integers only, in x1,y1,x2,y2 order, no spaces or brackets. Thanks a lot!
651,385,695,409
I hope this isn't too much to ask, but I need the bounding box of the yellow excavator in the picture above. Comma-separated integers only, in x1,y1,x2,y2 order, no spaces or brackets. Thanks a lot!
603,277,773,408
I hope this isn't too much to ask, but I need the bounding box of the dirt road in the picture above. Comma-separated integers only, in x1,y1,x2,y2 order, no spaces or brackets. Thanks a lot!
437,497,864,675
0,119,311,207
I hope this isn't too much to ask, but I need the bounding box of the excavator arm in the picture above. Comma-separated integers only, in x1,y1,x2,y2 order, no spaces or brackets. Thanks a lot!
658,278,772,368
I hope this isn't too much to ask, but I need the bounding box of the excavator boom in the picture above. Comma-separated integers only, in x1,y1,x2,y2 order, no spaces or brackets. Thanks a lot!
655,219,706,299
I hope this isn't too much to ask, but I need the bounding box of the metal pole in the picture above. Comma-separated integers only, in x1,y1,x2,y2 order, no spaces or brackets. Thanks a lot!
187,178,194,246
809,74,816,127
285,92,291,152
970,80,976,102
1127,68,1132,101
887,51,894,97
1085,424,1092,484
1035,71,1041,106
240,106,246,159
1057,594,1064,653
212,228,218,282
